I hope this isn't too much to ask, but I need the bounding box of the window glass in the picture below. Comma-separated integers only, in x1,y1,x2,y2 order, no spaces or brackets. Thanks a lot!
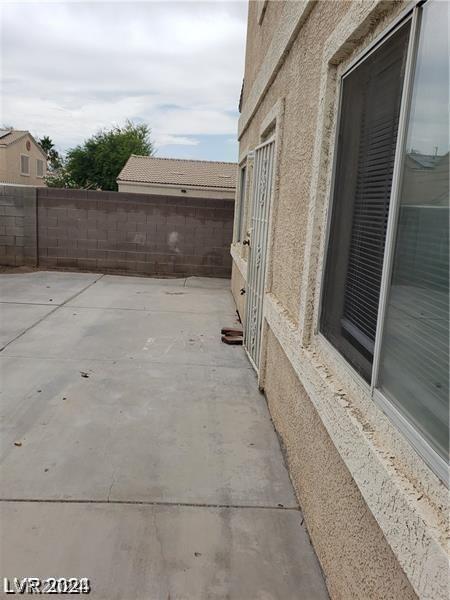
37,159,44,177
378,1,449,461
236,165,246,242
20,155,29,175
320,22,411,381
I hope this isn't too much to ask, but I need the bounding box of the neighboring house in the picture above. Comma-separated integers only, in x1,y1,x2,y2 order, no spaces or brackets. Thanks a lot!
232,2,448,600
0,129,47,186
117,155,237,199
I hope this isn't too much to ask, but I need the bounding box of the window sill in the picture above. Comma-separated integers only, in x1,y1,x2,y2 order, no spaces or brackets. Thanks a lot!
230,243,248,280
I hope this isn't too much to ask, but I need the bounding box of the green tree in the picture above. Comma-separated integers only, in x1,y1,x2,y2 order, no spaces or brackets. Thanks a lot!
38,135,62,172
65,121,153,191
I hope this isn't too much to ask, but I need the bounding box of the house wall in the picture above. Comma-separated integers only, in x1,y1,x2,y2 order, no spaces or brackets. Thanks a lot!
232,1,449,599
0,186,234,278
118,181,236,200
0,135,47,187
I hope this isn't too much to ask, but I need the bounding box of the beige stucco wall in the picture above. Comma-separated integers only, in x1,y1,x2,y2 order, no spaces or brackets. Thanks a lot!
238,0,352,320
231,260,246,322
0,135,47,187
241,0,285,100
265,330,417,600
232,1,449,599
118,181,235,200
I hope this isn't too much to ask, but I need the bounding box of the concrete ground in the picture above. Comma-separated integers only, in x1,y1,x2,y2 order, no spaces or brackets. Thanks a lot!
0,271,328,599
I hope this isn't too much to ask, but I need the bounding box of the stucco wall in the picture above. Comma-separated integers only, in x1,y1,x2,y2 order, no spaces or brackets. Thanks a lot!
118,181,235,200
232,1,449,598
238,0,351,321
241,1,285,101
231,260,246,322
264,330,417,600
0,135,47,187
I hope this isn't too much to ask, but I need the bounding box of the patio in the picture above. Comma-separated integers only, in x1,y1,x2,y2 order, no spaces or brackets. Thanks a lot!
0,270,328,599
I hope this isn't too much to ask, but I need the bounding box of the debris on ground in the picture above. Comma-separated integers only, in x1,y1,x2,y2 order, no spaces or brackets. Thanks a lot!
14,442,22,447
221,328,242,336
221,326,243,345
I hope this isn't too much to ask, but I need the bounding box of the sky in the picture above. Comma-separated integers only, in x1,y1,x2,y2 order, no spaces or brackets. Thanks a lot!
0,0,248,162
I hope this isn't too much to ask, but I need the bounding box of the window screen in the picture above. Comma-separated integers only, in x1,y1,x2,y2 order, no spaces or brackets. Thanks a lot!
37,159,44,177
320,22,411,382
20,155,30,175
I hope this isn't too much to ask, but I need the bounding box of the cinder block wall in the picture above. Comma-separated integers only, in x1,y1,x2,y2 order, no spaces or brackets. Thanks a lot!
0,185,37,267
0,186,234,278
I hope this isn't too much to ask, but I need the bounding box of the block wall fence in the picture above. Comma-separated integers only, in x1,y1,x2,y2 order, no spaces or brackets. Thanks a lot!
0,185,234,278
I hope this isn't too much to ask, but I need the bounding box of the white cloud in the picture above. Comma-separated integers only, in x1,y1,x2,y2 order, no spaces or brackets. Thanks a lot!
0,1,247,155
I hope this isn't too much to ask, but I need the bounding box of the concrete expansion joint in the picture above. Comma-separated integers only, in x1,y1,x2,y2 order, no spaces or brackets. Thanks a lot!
0,273,105,352
57,304,235,316
0,498,300,511
2,354,255,371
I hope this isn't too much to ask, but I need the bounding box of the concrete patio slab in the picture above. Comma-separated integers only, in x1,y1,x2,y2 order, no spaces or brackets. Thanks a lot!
0,270,100,305
0,356,296,506
0,303,55,348
67,274,236,314
0,502,328,600
185,276,231,289
0,271,328,599
3,306,243,367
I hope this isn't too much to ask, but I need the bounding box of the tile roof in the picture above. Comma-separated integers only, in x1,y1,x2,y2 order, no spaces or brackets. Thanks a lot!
117,155,237,189
0,129,28,146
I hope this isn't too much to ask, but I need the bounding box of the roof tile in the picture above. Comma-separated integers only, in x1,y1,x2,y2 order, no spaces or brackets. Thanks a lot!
117,155,237,189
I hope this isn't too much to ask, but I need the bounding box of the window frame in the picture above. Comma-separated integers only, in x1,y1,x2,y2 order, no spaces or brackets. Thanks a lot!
318,0,448,484
36,158,44,178
235,160,248,243
20,154,30,176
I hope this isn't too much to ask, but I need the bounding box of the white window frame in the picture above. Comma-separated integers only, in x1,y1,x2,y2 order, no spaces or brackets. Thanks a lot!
20,154,30,176
318,0,448,485
36,158,44,178
235,160,248,243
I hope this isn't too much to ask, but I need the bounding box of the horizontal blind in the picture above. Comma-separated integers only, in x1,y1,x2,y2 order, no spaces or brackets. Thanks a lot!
341,57,403,352
320,21,410,382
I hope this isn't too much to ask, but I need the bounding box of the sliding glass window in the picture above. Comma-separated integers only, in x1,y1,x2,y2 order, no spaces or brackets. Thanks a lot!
320,0,448,479
320,22,411,382
377,0,449,464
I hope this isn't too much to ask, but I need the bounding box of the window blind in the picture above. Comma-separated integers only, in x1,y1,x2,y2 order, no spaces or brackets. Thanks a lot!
320,22,410,381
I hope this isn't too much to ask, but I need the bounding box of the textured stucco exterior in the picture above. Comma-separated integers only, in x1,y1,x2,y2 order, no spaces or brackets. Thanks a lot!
118,181,235,200
0,133,47,187
264,330,417,600
231,1,449,599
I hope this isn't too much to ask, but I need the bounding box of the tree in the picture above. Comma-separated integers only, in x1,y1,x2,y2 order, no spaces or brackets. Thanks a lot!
38,136,62,172
64,121,154,191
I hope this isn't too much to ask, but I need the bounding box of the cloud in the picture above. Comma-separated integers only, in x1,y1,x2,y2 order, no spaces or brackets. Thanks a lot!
0,1,247,157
